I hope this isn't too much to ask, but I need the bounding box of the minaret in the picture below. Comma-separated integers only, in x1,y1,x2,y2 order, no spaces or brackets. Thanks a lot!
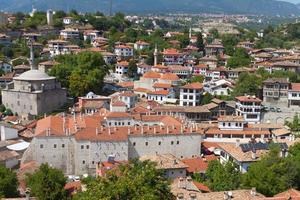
154,44,158,66
28,39,37,70
189,26,192,39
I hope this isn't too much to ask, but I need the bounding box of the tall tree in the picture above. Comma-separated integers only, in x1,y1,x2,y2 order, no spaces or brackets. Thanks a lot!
26,163,67,200
127,60,138,78
231,73,261,97
74,160,173,200
50,52,108,97
242,145,298,197
0,165,19,198
196,32,205,53
205,160,241,191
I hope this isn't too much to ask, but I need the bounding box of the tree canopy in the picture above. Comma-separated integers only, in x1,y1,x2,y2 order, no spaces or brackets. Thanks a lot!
0,165,19,198
50,52,108,97
205,160,241,191
74,160,173,200
25,163,67,200
226,48,251,68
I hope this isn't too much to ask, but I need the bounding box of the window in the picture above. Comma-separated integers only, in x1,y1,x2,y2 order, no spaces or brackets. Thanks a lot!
228,123,231,127
145,142,148,146
223,122,225,126
92,161,95,165
81,145,84,149
183,95,187,99
82,160,85,164
158,141,161,145
171,141,174,145
40,144,44,149
177,141,179,145
86,145,89,149
62,144,65,148
128,122,130,125
133,142,136,146
54,144,57,148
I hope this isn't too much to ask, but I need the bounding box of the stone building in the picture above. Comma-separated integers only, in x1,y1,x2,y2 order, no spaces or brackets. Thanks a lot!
21,114,203,175
1,41,67,119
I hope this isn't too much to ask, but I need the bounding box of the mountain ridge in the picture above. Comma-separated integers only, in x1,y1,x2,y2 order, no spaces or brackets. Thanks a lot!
0,0,299,16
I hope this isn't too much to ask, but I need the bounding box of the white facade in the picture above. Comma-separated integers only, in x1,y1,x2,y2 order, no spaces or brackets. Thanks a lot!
0,126,18,141
63,17,74,25
114,46,133,58
60,29,80,40
23,131,202,175
180,86,203,106
0,61,12,73
236,97,262,124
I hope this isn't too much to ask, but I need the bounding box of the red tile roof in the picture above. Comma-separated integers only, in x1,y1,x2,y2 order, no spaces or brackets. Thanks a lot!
181,82,203,90
147,90,169,96
182,155,218,173
235,96,262,103
153,83,172,88
291,83,300,91
143,71,161,79
193,181,211,193
160,73,179,81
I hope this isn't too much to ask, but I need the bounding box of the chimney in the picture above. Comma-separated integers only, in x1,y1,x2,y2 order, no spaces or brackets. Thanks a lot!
251,149,256,160
167,126,170,134
154,127,156,134
96,128,99,135
141,126,144,134
186,177,193,191
178,177,186,189
251,188,256,196
25,188,31,200
108,127,111,135
235,139,240,147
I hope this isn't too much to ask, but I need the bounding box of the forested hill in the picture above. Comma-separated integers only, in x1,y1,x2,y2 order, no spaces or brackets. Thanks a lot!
0,0,299,16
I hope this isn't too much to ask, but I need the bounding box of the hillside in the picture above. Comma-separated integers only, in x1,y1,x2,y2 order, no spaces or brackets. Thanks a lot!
0,0,299,15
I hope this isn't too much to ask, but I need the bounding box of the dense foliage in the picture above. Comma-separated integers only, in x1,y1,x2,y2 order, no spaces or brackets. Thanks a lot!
74,160,173,200
26,163,67,200
205,160,241,191
50,52,108,97
0,165,19,198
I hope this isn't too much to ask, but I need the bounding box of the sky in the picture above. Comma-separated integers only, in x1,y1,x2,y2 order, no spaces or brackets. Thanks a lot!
284,0,300,3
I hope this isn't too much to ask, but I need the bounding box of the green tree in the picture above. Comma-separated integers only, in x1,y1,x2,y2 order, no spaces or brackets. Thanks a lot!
50,52,108,97
227,48,251,68
201,92,213,105
0,165,19,198
4,108,13,116
74,160,173,200
205,160,241,191
127,60,138,78
26,163,67,200
196,32,205,53
231,73,261,97
285,114,300,132
242,145,297,197
191,75,204,83
0,104,6,113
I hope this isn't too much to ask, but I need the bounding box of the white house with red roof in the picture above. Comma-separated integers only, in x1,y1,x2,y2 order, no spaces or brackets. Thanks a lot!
115,61,129,76
60,28,80,40
83,30,101,42
134,40,150,50
180,83,204,106
288,83,300,107
235,96,262,124
114,44,133,59
162,48,184,66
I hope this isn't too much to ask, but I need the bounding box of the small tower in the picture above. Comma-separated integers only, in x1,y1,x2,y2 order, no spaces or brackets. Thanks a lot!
47,9,53,26
28,39,37,70
154,44,158,66
189,26,192,39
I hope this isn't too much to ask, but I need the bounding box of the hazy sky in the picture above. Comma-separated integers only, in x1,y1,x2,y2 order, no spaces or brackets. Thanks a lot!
284,0,300,3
